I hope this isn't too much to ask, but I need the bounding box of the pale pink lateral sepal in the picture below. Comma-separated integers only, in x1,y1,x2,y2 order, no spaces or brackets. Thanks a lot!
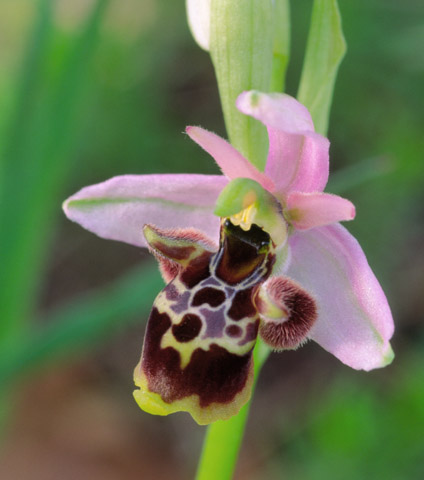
286,192,356,230
286,224,394,371
186,126,275,191
63,174,227,248
236,91,330,194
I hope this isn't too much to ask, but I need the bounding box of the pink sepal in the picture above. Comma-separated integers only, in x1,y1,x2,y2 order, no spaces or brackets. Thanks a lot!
63,174,227,247
286,224,394,371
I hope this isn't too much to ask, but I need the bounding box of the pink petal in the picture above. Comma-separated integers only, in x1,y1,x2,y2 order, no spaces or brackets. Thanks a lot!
286,224,394,371
236,91,329,194
63,174,227,248
286,192,356,230
257,276,318,350
237,91,315,133
186,126,274,191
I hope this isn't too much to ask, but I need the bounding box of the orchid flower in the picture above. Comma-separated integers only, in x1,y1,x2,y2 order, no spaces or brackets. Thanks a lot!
63,91,394,425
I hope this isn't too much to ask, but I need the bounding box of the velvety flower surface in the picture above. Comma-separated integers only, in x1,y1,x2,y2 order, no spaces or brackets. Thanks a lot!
63,91,394,424
134,220,277,424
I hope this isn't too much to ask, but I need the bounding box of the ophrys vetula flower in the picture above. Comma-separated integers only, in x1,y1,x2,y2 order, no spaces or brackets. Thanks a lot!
63,91,394,424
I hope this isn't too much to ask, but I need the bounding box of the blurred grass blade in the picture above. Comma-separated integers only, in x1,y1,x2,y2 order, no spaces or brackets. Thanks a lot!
0,0,54,345
327,156,393,194
297,0,346,135
0,264,163,388
0,0,109,348
0,0,52,170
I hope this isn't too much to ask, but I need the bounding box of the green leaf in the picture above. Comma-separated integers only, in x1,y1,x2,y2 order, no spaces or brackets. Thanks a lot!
297,0,346,135
271,0,291,93
210,0,274,171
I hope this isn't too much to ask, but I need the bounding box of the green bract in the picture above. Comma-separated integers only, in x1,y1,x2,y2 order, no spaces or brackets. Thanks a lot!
297,0,346,135
210,0,274,170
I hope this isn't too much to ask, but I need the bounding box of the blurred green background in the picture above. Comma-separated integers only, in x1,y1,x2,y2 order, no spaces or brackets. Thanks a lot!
0,0,423,479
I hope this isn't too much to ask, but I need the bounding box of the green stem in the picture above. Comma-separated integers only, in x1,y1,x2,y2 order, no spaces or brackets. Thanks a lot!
195,341,270,480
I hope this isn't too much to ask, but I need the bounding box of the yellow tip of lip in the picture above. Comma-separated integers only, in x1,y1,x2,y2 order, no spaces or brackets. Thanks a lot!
133,361,255,425
133,388,171,417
